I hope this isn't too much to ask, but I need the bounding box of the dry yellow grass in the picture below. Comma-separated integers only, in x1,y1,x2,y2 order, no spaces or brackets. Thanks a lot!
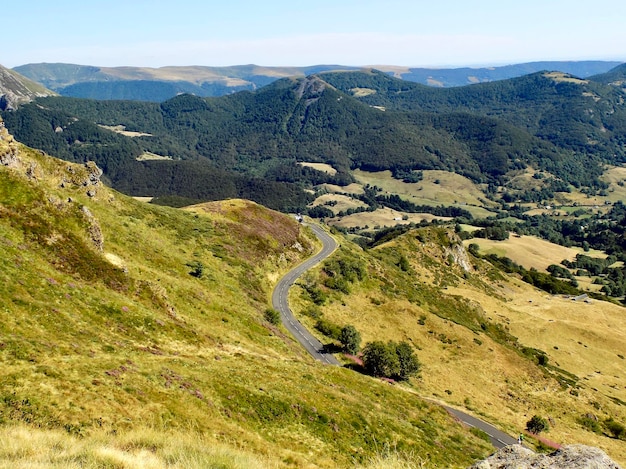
98,124,153,138
136,152,172,161
543,72,589,84
320,182,365,195
290,230,626,465
331,207,448,229
353,169,490,207
464,234,605,271
0,425,275,469
299,162,337,175
310,193,367,214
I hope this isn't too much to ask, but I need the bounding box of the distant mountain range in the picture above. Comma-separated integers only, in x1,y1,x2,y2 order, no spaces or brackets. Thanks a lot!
12,60,623,102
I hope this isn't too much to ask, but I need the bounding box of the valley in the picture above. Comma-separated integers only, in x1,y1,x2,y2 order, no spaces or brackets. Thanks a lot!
1,60,626,467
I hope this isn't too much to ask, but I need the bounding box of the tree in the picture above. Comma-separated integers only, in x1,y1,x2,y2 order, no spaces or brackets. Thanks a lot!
394,341,421,380
339,325,361,355
362,341,400,378
526,415,549,435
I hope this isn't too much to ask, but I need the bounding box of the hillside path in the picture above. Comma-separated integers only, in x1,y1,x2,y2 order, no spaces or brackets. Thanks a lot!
272,223,340,365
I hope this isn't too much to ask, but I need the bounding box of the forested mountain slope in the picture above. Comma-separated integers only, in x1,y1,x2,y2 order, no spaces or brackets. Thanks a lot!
4,69,623,210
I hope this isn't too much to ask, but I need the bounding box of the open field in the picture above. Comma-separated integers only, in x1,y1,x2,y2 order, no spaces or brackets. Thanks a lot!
320,182,364,195
463,234,605,271
330,207,448,229
353,169,493,211
98,124,152,138
299,162,337,175
309,193,367,214
136,152,172,161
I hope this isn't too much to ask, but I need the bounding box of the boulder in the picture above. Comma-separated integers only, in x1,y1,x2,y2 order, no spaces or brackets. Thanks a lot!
468,444,622,469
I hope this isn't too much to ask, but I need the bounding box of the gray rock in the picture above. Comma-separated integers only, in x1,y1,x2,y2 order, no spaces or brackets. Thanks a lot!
468,444,622,469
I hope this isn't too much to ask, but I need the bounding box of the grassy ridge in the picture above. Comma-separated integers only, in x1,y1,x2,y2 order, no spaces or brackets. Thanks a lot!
0,142,493,467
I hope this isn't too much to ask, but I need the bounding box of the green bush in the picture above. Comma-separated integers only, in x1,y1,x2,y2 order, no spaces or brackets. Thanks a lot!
339,325,361,355
526,415,549,435
315,318,342,340
605,418,626,440
264,308,281,325
362,340,420,381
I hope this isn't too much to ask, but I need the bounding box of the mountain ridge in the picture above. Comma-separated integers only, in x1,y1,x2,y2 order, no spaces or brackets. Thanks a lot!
13,60,623,102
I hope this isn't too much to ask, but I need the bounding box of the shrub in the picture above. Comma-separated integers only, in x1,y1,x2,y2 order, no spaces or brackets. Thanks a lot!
605,418,626,440
186,260,204,278
264,308,281,325
526,415,549,435
315,318,342,340
339,325,361,355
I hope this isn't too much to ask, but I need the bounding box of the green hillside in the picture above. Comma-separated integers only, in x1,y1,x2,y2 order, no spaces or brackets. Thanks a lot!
1,124,499,468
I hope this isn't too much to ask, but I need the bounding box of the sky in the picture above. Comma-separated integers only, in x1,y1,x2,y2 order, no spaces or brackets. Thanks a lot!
3,0,626,68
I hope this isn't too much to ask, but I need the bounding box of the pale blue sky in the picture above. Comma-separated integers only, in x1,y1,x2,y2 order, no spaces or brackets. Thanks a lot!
4,0,625,68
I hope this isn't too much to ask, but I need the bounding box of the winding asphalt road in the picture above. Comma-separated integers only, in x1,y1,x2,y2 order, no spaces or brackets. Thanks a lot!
271,223,340,365
272,223,518,449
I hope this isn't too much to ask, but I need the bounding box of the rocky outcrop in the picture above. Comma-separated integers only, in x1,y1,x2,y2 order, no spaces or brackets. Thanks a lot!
446,240,473,272
61,161,103,197
468,444,622,469
0,119,20,167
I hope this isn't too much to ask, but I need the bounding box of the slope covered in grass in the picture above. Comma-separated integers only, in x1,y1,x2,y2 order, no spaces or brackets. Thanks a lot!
0,130,495,467
290,227,626,465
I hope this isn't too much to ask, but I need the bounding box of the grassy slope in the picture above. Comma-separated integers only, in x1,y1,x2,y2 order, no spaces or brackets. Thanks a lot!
0,140,494,467
290,228,626,465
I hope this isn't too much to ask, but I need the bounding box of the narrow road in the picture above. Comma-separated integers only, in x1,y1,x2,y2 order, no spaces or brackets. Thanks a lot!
442,404,518,449
272,223,340,365
273,223,518,449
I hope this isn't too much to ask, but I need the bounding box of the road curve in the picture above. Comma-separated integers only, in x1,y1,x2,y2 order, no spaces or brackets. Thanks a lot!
272,223,340,365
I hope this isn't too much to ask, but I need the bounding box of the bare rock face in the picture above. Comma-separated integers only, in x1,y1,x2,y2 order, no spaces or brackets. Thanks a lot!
446,241,473,272
0,120,20,168
468,444,622,469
